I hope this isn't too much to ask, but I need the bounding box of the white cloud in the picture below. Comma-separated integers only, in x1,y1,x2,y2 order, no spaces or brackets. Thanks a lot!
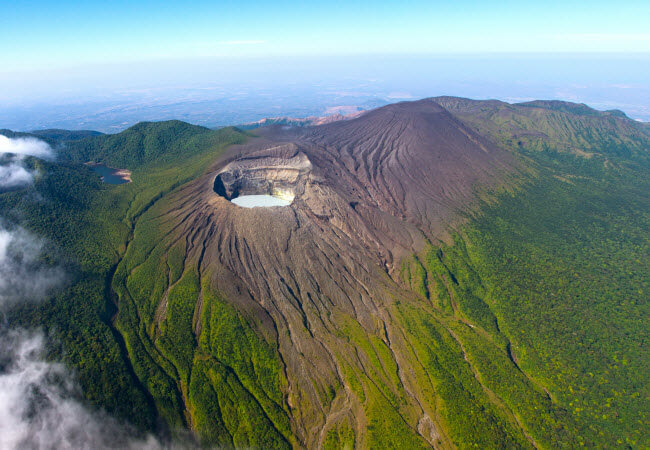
0,160,35,188
0,136,54,189
0,224,65,308
0,135,54,159
0,329,165,450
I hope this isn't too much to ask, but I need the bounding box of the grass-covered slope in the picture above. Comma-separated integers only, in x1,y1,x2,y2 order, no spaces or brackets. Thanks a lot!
435,96,650,159
402,149,649,447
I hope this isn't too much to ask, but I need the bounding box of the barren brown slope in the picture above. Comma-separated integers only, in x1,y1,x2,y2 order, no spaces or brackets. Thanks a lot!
298,100,515,251
114,99,530,448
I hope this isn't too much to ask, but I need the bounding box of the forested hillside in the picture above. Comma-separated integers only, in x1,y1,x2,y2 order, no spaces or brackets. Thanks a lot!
0,123,249,435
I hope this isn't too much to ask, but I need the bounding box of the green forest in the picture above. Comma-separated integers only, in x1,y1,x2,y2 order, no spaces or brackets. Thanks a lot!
401,146,649,447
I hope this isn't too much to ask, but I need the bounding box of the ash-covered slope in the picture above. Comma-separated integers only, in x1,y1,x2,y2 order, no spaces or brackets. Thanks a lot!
114,99,529,448
298,100,514,248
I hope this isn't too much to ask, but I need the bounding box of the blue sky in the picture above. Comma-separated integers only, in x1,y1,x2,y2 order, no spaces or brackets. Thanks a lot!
2,0,650,71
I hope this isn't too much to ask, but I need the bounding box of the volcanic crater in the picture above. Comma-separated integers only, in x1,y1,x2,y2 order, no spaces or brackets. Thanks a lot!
213,143,312,207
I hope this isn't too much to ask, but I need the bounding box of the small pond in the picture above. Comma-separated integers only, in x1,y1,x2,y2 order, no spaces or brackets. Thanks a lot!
90,164,131,185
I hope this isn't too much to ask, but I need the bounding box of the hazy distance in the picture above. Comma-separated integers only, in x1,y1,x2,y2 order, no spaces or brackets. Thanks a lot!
2,53,649,132
2,0,649,132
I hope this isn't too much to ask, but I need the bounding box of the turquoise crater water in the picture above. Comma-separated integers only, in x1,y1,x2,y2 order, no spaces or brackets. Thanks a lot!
231,195,292,208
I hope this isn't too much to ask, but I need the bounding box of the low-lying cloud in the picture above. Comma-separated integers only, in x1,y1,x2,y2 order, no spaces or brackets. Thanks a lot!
0,329,165,450
0,135,54,159
0,219,176,449
0,158,35,188
0,135,54,189
0,224,65,308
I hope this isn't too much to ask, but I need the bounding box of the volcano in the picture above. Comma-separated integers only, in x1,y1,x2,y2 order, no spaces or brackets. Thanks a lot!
114,99,522,447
